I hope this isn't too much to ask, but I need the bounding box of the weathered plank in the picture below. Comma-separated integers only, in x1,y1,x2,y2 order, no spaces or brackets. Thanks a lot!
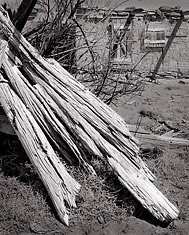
128,125,189,146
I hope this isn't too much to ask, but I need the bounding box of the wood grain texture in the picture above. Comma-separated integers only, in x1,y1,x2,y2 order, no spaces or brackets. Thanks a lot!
0,6,180,224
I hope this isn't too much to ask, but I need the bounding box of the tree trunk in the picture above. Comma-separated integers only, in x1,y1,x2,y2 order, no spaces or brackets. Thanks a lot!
0,7,179,224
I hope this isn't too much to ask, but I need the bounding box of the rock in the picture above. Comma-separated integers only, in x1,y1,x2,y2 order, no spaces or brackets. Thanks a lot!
178,80,186,84
97,215,105,224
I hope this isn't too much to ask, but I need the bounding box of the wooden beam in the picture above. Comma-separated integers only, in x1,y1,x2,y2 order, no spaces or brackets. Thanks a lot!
12,0,37,32
128,125,189,147
151,16,184,80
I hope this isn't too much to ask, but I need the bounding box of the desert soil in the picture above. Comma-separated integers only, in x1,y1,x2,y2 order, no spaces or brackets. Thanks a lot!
1,78,189,235
111,78,189,235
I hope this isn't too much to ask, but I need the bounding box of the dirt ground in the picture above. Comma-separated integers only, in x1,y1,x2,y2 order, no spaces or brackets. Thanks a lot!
1,78,189,235
111,78,189,235
65,78,189,235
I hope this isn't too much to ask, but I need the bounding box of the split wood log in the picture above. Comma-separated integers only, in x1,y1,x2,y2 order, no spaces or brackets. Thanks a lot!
1,30,155,181
0,75,81,225
2,51,95,174
0,7,180,223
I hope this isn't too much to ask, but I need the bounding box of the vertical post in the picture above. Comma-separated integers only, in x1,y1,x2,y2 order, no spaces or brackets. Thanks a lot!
151,15,184,80
12,0,37,32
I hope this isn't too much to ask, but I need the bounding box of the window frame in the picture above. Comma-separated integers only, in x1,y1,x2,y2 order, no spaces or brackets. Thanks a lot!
141,23,166,51
109,20,133,64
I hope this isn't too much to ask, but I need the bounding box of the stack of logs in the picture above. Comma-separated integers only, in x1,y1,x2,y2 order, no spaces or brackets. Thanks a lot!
0,7,179,225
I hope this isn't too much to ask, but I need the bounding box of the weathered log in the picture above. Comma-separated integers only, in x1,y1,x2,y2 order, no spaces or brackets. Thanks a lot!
7,47,155,181
2,32,153,180
0,6,180,223
2,51,95,174
0,75,81,225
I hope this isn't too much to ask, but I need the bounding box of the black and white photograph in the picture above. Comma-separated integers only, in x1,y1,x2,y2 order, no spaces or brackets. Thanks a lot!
0,0,189,234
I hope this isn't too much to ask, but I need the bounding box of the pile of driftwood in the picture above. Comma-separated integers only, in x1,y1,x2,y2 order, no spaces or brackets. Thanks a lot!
0,7,179,225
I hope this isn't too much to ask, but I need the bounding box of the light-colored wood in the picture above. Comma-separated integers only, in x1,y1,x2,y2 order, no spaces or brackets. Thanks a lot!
128,125,189,146
0,6,180,224
2,54,95,174
137,132,189,146
0,76,81,225
0,39,7,68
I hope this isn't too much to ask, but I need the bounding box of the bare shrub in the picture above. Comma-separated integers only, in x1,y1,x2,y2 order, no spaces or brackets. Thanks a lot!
25,0,144,105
